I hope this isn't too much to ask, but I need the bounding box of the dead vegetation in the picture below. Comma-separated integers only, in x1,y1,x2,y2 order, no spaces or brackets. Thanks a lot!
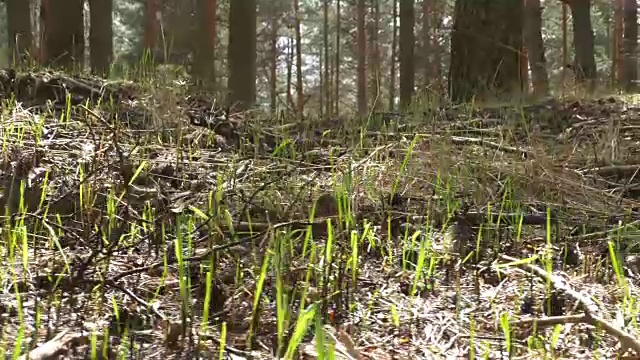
1,70,640,359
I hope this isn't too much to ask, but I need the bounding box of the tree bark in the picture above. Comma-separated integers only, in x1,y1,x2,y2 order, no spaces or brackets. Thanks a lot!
448,0,523,103
569,0,597,91
399,0,414,110
293,0,304,118
269,3,279,114
369,0,380,111
192,0,217,89
45,0,84,70
144,0,159,54
623,0,637,91
323,0,331,117
335,0,341,116
615,0,624,83
421,0,431,87
228,0,256,111
356,0,367,117
389,0,397,111
524,0,549,97
89,0,113,77
6,0,33,66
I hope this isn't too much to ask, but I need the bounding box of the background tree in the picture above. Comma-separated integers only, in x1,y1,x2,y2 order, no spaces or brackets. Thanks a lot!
191,0,217,89
449,0,523,103
399,0,414,110
89,0,113,76
524,0,549,97
623,0,637,90
388,0,397,111
356,0,367,117
293,0,304,118
228,0,256,111
568,0,597,91
45,0,85,70
5,0,32,66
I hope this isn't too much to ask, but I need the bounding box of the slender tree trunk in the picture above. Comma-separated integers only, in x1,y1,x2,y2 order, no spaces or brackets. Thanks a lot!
432,0,441,92
192,0,217,89
370,0,380,110
389,0,397,111
319,47,323,118
144,0,159,54
421,0,431,87
89,0,113,77
561,2,568,91
6,0,33,66
46,0,85,70
286,37,293,110
39,0,50,64
293,0,304,118
524,0,549,97
335,0,341,116
615,0,624,83
448,0,523,103
399,0,415,110
623,0,637,90
269,5,279,114
228,0,256,110
323,0,331,117
569,0,597,91
356,0,367,117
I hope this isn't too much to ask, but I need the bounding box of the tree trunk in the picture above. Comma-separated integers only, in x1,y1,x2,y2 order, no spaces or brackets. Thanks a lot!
615,0,624,83
144,0,159,54
192,0,217,89
6,0,33,66
335,0,341,116
370,0,380,110
46,0,84,70
432,0,441,93
356,0,367,117
421,0,431,87
448,0,523,103
269,4,279,114
323,0,331,117
286,37,293,110
389,0,397,111
293,0,304,118
228,0,256,111
524,0,549,97
570,0,597,91
623,0,637,90
399,0,414,110
89,0,113,77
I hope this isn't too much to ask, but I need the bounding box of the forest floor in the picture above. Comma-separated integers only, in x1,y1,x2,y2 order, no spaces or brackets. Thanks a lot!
0,69,640,359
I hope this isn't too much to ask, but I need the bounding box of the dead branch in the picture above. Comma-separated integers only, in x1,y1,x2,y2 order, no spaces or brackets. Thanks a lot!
500,254,640,355
18,330,87,360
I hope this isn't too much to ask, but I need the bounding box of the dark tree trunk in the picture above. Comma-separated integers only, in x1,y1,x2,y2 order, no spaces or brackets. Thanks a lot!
323,0,331,116
192,0,217,89
421,0,431,87
89,0,113,77
524,0,549,97
356,0,367,117
293,0,304,118
448,0,523,103
569,0,597,91
269,3,279,114
335,0,340,116
228,0,256,110
399,0,414,110
388,0,397,111
144,0,159,53
46,0,85,70
6,0,33,66
623,0,637,91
